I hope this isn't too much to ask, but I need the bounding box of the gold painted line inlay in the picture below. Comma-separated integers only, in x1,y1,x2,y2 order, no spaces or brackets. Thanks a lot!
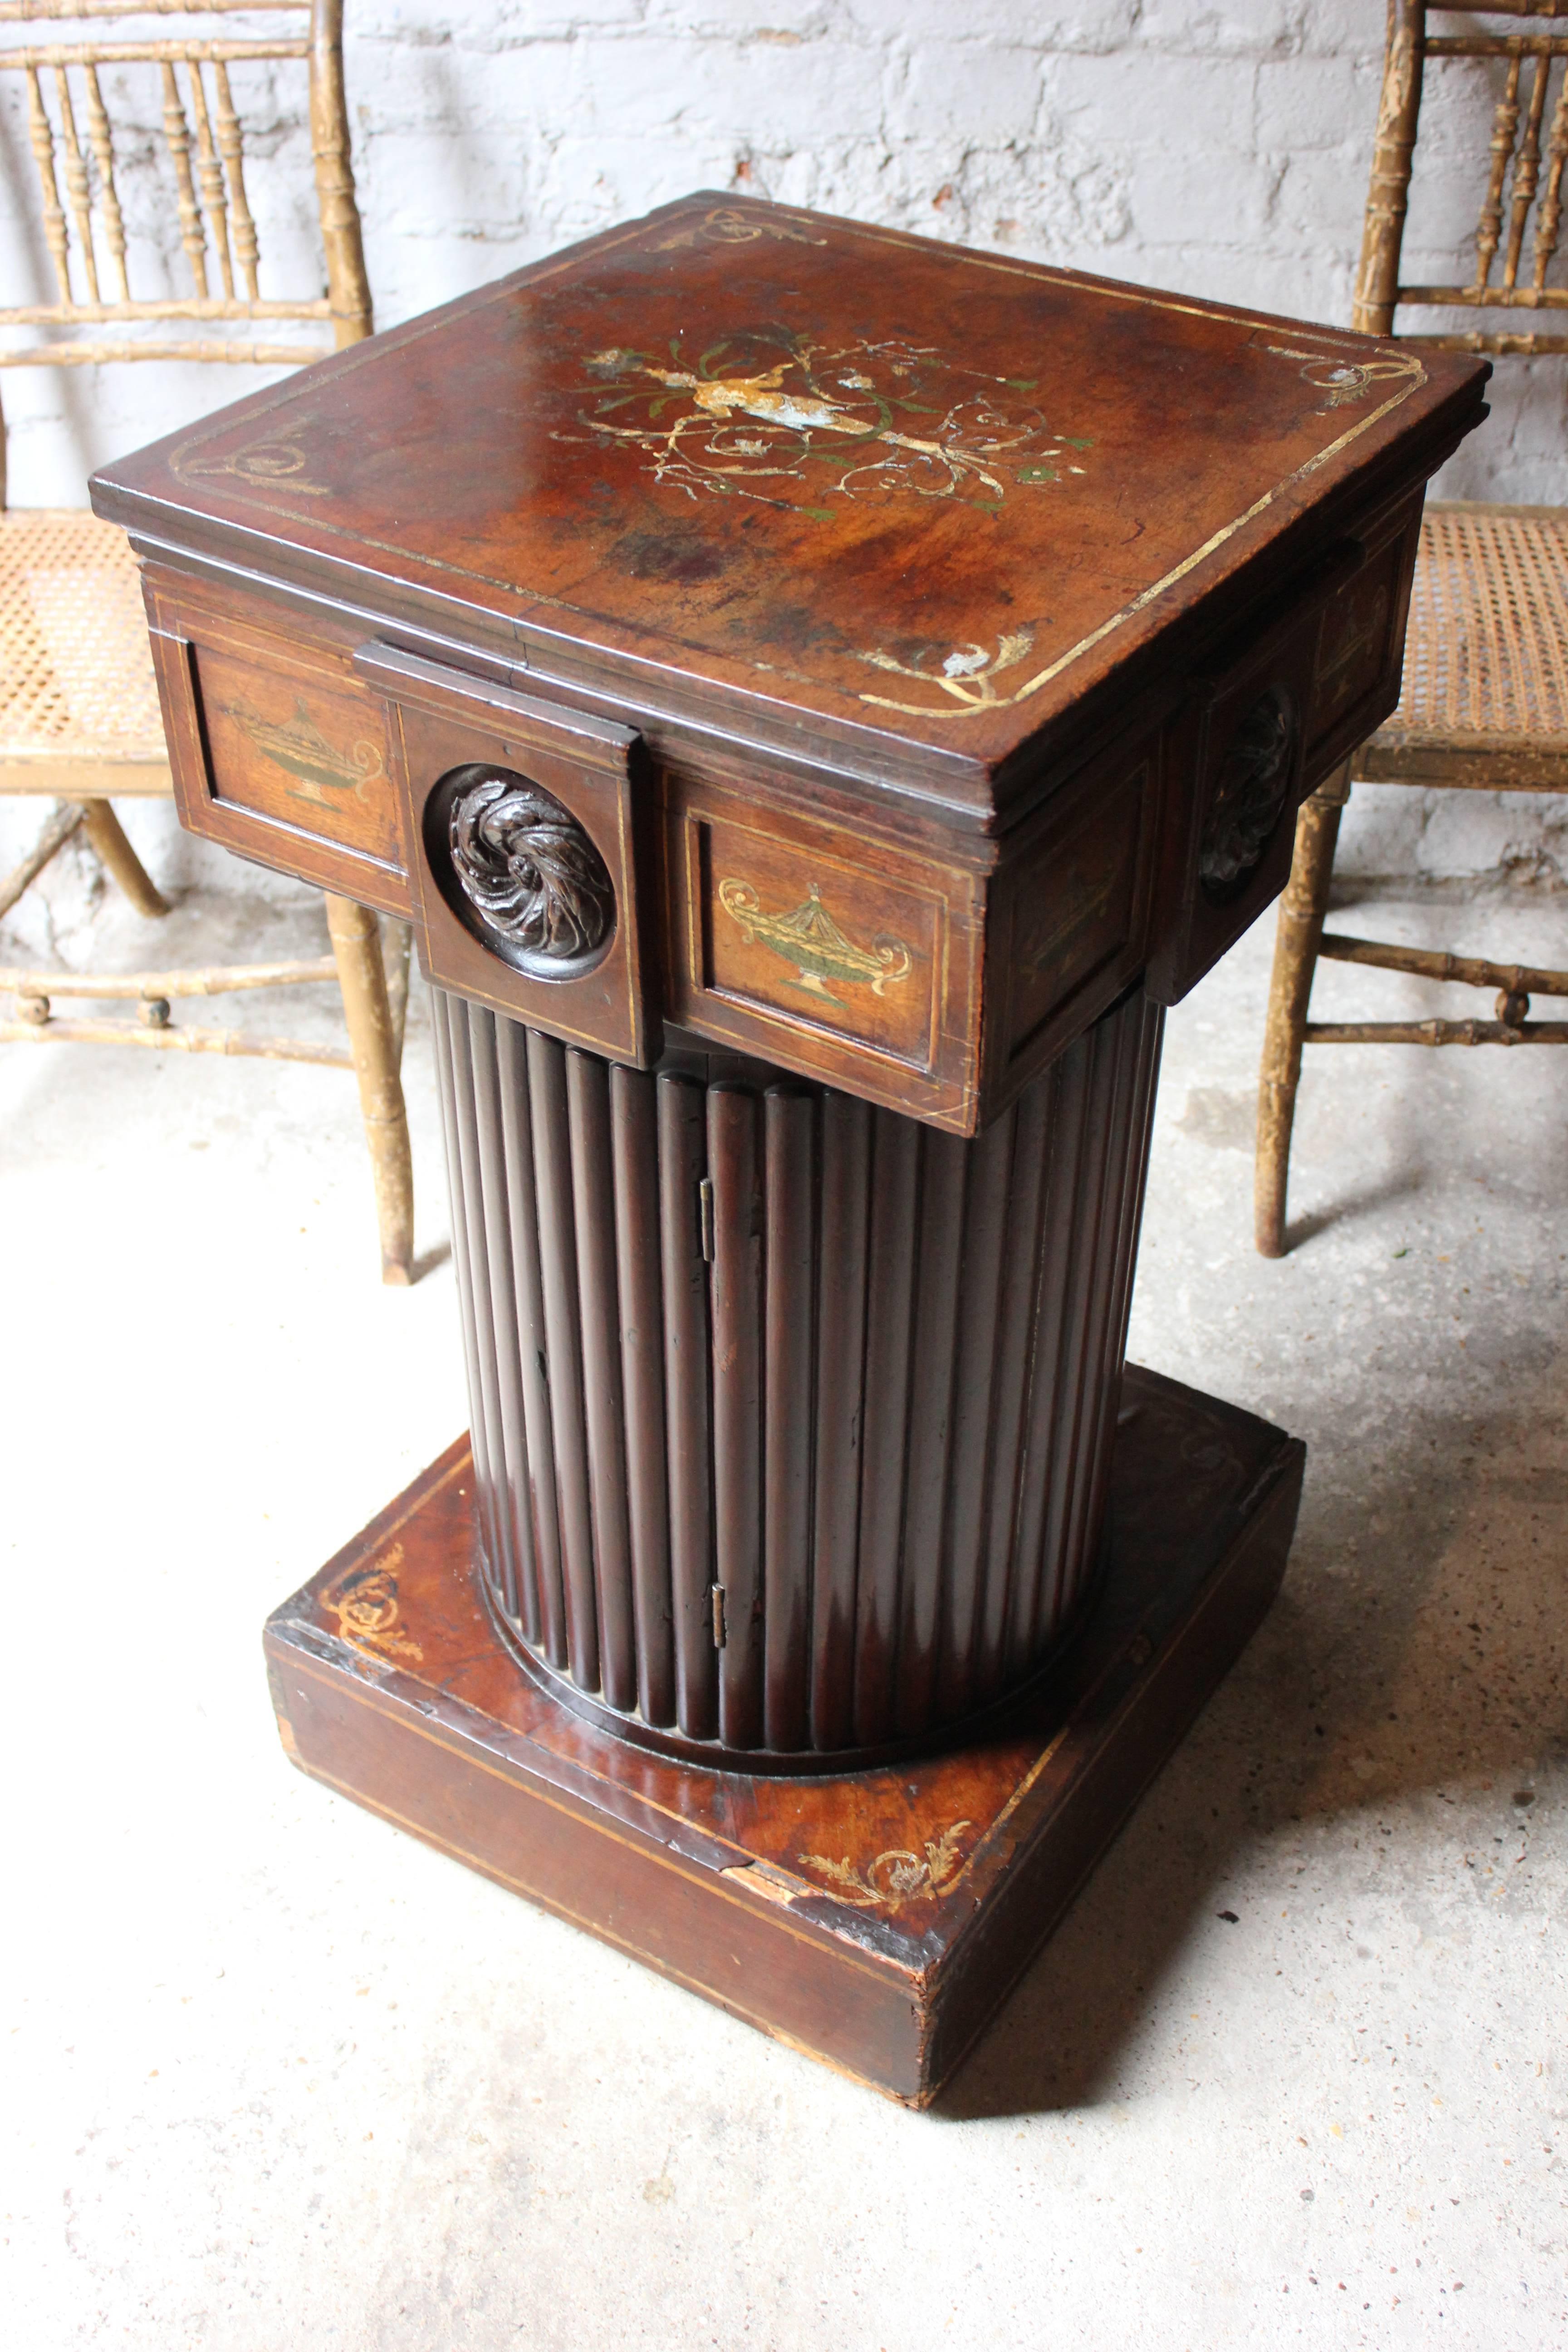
153,206,1442,735
279,1672,900,1975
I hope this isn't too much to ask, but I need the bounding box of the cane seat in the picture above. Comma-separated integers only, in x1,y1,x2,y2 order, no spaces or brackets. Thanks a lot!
0,511,170,794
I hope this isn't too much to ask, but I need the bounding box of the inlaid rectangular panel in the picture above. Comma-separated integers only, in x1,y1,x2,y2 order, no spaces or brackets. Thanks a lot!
142,572,410,919
987,728,1161,1105
198,647,403,865
663,778,983,1131
701,823,941,1067
1306,498,1421,753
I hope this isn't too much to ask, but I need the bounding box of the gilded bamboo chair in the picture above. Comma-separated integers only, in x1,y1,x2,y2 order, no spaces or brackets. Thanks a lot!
0,0,414,1283
1255,0,1568,1258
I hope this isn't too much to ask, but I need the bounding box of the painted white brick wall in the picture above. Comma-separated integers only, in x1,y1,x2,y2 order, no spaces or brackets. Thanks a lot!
2,0,1564,931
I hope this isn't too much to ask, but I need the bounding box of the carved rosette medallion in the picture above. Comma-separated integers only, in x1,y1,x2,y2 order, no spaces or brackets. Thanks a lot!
446,769,614,965
1199,684,1299,903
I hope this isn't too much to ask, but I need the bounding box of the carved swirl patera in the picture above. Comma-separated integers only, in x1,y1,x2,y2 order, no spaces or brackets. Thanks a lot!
448,770,614,960
1199,684,1299,903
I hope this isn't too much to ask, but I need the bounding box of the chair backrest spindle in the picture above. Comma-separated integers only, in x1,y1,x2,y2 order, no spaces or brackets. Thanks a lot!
1530,70,1568,285
1357,0,1568,353
186,59,233,298
24,63,72,304
309,0,367,348
0,0,370,387
83,62,127,299
1476,55,1521,294
212,59,257,299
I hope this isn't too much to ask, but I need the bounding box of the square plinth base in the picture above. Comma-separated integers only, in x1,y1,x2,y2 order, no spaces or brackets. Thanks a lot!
264,1366,1304,2107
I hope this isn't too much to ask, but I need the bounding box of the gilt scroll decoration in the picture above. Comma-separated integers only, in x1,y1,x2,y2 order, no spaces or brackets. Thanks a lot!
718,877,912,1007
322,1548,423,1668
795,1820,974,1914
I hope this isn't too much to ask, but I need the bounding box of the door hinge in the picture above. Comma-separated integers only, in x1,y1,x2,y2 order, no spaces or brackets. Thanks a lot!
698,1174,715,1263
710,1582,726,1648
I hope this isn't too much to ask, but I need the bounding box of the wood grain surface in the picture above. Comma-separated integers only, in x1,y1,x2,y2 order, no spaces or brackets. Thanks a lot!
265,1362,1305,2106
98,191,1487,799
435,988,1162,1770
107,196,1488,1117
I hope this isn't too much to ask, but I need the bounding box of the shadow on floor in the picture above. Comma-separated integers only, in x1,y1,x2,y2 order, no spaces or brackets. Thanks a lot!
1277,1163,1427,1253
933,1369,1568,2122
410,1238,452,1284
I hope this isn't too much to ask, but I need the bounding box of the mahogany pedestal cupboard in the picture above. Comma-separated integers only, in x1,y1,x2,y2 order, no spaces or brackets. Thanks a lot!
93,194,1488,2105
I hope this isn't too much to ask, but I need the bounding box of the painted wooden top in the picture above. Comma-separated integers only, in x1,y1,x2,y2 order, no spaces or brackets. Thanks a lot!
93,191,1488,797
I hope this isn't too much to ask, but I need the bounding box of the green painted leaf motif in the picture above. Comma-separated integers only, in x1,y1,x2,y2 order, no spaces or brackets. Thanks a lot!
568,331,1099,525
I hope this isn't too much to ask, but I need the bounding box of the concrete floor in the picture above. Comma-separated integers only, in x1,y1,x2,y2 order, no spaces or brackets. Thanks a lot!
3,869,1565,2351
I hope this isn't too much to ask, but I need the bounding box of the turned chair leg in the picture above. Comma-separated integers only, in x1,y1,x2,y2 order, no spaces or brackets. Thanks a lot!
0,800,86,921
325,892,415,1285
81,799,170,917
1254,759,1352,1259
